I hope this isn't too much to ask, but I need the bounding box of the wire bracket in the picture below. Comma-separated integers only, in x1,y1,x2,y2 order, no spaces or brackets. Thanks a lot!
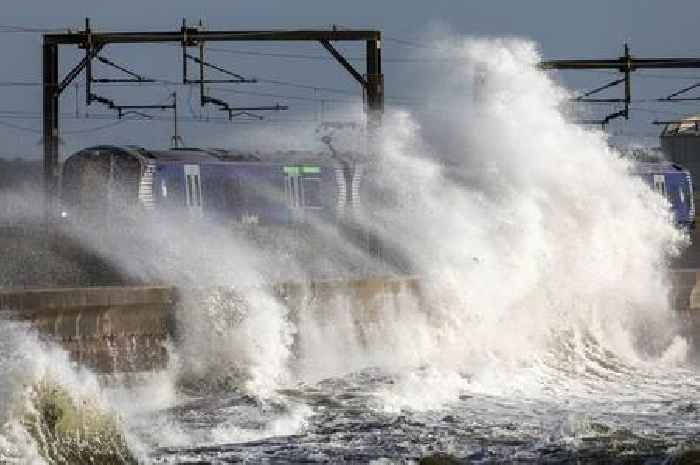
181,19,288,119
88,92,175,120
202,95,287,120
92,55,156,84
658,81,700,102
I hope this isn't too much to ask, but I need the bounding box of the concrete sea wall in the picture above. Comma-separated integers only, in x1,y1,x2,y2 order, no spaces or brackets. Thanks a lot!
0,278,421,372
3,272,700,373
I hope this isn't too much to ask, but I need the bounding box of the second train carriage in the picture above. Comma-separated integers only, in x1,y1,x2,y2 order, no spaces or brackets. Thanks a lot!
61,145,359,226
630,160,695,229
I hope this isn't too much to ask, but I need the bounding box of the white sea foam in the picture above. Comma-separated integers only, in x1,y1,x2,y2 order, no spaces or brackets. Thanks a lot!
284,36,687,409
0,322,145,463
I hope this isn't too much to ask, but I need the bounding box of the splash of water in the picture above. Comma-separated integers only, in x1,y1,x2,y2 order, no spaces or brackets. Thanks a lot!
284,37,688,409
0,35,692,461
0,322,140,464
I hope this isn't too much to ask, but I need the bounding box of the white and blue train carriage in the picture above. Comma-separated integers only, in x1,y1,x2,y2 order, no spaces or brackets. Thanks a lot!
630,160,695,228
61,145,357,226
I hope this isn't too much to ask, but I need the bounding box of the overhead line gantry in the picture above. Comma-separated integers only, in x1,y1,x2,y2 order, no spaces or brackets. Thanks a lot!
42,19,383,220
540,44,700,127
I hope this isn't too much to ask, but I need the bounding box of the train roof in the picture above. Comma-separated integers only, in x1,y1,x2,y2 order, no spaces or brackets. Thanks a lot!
71,145,350,166
630,160,689,174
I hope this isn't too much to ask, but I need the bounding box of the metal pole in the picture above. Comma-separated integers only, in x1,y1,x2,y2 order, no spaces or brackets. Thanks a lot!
42,41,59,223
365,37,383,131
181,18,187,84
199,21,205,106
623,43,631,119
85,18,92,105
172,92,179,148
364,37,383,259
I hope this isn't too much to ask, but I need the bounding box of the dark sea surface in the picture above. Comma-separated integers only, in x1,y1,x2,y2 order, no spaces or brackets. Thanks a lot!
140,350,700,464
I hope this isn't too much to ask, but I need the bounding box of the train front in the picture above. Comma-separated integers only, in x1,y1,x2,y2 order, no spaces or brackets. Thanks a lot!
60,146,145,225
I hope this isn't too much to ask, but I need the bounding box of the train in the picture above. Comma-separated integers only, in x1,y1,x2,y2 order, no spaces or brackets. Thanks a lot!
60,145,361,227
630,160,695,228
60,145,696,232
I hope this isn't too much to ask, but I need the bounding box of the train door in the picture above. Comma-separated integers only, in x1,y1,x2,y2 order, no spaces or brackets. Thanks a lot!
284,167,304,222
79,154,110,223
80,156,109,212
301,167,322,210
653,174,667,200
184,164,203,217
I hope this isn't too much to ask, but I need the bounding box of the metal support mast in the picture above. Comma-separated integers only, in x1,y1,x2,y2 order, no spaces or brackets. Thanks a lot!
42,42,59,221
171,92,182,148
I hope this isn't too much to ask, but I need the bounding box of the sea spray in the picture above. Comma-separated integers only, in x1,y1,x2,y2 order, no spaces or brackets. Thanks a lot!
356,36,687,407
48,36,689,411
174,286,295,397
247,36,691,411
58,209,298,396
0,322,138,464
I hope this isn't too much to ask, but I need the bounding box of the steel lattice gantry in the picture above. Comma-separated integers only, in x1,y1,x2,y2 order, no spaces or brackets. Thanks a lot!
42,21,383,218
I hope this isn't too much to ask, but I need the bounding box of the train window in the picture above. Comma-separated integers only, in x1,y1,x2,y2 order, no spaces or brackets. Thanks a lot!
193,175,201,206
303,177,322,208
226,177,243,206
290,178,298,207
183,164,202,211
653,175,666,199
186,174,194,206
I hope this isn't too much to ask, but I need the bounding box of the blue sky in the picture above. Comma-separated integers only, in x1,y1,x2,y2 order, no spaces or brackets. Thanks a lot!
2,1,700,157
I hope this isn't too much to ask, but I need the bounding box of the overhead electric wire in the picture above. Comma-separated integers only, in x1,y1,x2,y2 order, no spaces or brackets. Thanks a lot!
564,69,700,80
205,45,451,64
0,119,43,134
0,116,322,136
63,119,130,134
0,110,320,130
207,86,357,104
0,77,420,104
0,78,420,104
0,81,46,87
629,106,700,117
383,35,446,52
255,78,357,95
206,46,335,62
0,24,69,33
210,85,422,105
